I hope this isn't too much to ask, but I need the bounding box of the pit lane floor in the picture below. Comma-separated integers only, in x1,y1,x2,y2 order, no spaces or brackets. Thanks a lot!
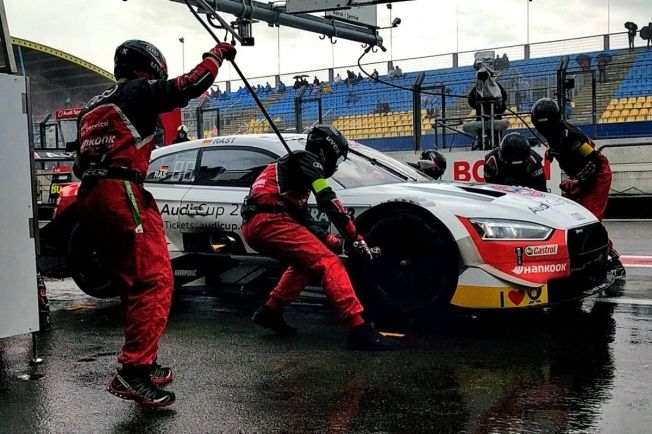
0,221,651,433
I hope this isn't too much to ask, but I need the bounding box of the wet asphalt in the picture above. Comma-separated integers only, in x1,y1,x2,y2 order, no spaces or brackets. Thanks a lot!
0,221,651,434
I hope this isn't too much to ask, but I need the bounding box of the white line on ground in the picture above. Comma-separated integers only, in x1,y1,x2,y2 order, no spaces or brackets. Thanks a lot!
597,297,652,306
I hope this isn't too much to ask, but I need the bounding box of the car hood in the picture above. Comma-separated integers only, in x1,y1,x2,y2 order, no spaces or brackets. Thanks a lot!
338,181,598,229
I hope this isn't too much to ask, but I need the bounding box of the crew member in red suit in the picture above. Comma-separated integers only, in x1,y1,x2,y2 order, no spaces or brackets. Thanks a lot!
531,98,625,279
75,39,236,407
241,125,398,350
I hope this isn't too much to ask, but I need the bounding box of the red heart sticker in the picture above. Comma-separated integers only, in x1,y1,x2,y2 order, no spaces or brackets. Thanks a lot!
508,290,525,306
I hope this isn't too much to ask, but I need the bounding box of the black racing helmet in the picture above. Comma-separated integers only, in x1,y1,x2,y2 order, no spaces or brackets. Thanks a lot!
499,133,530,164
420,149,447,179
531,98,562,137
305,125,348,178
114,40,168,81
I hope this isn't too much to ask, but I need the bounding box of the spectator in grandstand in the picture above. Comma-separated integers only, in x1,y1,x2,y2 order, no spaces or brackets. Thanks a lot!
301,77,310,87
576,54,592,73
501,53,510,70
264,82,272,93
276,80,287,93
310,82,320,95
531,98,625,280
346,70,356,84
321,81,332,94
394,65,404,79
370,68,379,81
313,76,321,85
494,55,502,70
625,22,638,52
293,77,302,90
334,73,343,86
388,65,396,78
483,133,546,192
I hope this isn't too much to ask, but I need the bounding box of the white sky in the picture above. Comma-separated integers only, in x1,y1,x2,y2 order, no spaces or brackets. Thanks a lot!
4,0,652,82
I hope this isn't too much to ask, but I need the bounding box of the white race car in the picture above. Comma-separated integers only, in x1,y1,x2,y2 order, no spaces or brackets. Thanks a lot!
42,134,611,318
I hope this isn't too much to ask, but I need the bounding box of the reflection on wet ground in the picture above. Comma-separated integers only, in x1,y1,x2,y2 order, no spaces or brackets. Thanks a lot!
0,222,650,433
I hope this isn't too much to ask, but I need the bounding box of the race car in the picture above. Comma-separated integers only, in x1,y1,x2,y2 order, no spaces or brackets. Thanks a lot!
39,134,611,318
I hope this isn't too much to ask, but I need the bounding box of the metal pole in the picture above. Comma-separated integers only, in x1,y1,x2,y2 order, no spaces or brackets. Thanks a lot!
277,26,281,77
526,0,530,45
389,6,393,61
456,0,459,53
592,70,597,137
607,0,610,34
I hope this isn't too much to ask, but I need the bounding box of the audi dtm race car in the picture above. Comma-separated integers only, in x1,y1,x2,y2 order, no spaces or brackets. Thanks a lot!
39,134,612,319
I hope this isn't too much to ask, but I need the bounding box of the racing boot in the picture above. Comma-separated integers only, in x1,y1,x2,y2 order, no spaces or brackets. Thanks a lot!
607,247,626,280
107,365,176,408
346,322,400,351
252,305,297,336
150,360,174,385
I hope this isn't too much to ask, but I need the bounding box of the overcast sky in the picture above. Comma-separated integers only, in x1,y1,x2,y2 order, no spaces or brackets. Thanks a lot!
5,0,652,83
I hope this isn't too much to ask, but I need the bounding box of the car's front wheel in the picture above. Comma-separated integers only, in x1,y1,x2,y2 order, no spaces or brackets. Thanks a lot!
66,224,117,298
351,210,459,321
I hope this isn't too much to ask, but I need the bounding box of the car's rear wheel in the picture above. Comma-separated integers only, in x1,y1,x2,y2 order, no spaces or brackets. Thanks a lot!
351,210,458,321
66,224,116,298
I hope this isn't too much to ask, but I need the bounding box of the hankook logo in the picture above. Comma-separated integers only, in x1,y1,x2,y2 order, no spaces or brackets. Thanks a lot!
512,263,567,275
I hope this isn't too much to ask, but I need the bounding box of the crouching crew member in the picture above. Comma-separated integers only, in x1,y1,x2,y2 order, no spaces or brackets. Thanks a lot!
408,149,447,180
242,125,398,350
75,39,236,407
484,133,547,192
530,98,625,279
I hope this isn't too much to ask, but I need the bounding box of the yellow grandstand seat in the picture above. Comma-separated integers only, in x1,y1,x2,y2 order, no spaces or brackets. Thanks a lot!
636,116,646,122
631,109,639,116
610,98,619,105
621,109,630,117
628,97,637,104
618,98,628,104
637,97,646,103
626,116,636,122
616,117,625,122
611,109,621,117
603,110,612,118
635,103,643,109
625,103,634,109
648,114,652,121
641,108,649,116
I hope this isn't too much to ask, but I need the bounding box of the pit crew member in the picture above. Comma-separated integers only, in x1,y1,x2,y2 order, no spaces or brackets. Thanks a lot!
483,133,547,192
407,149,447,180
75,39,236,407
531,98,625,279
241,125,398,351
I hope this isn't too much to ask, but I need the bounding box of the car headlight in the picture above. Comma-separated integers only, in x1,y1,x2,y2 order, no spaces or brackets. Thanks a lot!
470,218,553,240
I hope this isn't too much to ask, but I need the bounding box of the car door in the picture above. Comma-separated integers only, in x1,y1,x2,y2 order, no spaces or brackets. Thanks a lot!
144,148,199,255
179,145,278,253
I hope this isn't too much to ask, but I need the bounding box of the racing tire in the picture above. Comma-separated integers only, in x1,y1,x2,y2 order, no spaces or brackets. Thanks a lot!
351,211,458,322
66,224,116,298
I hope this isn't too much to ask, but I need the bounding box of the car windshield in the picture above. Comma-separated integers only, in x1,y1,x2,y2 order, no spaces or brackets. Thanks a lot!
332,147,430,189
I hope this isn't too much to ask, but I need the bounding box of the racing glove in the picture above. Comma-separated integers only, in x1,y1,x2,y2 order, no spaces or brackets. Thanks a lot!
559,179,581,197
544,148,554,162
351,236,374,262
324,233,343,255
203,43,237,66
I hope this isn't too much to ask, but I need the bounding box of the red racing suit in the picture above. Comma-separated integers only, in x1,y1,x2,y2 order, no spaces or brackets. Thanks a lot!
75,57,220,367
484,148,547,192
241,151,364,326
545,121,612,220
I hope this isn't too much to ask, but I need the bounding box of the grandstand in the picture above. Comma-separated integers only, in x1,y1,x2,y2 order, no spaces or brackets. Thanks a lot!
192,31,652,151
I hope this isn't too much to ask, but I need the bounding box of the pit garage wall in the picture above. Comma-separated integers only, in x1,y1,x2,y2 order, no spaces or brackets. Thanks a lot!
0,73,39,339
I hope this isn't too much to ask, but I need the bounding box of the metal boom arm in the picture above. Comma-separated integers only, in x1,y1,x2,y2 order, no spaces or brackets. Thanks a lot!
168,0,384,46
